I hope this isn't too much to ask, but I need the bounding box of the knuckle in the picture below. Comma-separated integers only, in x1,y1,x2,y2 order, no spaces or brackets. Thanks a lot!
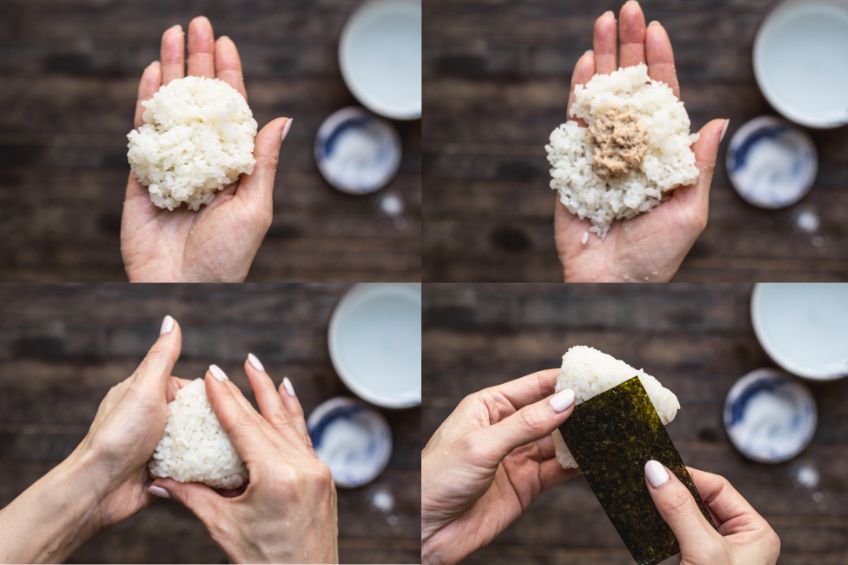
517,406,547,435
661,489,693,516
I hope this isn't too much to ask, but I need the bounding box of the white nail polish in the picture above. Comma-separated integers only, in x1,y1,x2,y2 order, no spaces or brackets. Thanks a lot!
645,460,669,488
282,376,295,397
549,388,575,413
160,315,175,335
148,485,170,499
247,353,265,372
209,364,228,382
721,119,731,142
281,118,293,142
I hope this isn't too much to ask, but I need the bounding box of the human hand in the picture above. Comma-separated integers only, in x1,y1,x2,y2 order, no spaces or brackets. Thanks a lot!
148,357,338,564
554,1,728,282
0,316,181,563
121,16,292,282
421,370,578,564
644,461,780,565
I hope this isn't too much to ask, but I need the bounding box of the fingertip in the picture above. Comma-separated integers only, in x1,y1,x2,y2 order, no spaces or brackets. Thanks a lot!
148,484,171,499
645,460,670,488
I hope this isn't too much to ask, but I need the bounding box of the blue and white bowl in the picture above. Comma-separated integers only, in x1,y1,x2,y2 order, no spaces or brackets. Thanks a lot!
726,116,817,209
308,396,392,488
315,106,401,195
724,368,817,463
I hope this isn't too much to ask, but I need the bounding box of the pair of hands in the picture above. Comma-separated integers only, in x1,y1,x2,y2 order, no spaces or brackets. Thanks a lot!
0,316,337,564
122,17,291,282
421,368,780,565
555,1,729,282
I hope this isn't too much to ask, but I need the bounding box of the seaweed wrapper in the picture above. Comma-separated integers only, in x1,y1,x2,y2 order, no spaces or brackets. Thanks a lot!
559,376,714,565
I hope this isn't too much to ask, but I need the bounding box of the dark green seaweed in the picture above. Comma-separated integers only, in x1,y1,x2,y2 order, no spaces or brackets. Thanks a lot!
560,377,714,565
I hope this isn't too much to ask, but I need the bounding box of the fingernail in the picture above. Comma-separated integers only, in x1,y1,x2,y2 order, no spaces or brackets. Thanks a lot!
645,460,669,488
169,24,183,33
281,118,293,143
549,388,575,413
720,119,731,142
160,315,175,335
209,364,228,382
282,376,296,397
247,353,265,372
603,10,614,19
148,485,170,499
648,20,661,28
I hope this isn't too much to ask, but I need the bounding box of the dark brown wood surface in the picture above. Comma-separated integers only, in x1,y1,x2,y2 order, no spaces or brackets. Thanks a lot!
0,0,421,282
422,0,848,282
0,284,421,564
423,284,848,564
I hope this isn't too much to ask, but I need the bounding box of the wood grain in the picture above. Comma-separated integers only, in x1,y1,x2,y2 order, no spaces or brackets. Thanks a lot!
422,283,848,564
0,284,421,564
0,0,421,282
422,0,848,281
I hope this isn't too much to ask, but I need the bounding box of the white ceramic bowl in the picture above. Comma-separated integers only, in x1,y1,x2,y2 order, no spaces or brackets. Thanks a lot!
328,284,422,408
751,283,848,380
754,0,848,129
339,0,422,120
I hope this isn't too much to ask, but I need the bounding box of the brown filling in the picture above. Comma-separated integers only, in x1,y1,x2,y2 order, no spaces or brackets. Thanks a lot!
588,108,649,180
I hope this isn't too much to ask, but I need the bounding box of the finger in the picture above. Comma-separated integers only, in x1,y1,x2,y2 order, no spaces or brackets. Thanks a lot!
235,117,291,213
645,20,679,97
243,353,292,435
482,369,559,409
131,315,182,397
593,10,617,74
688,467,761,526
474,389,575,465
645,461,718,549
567,50,595,120
204,367,265,459
166,376,193,402
277,376,311,445
618,0,646,67
133,61,161,127
532,434,557,460
160,24,185,84
215,36,247,99
148,478,223,525
539,459,580,490
187,16,215,77
676,119,728,215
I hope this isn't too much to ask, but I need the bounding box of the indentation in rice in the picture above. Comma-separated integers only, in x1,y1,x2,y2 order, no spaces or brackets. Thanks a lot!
149,379,247,489
545,64,699,237
127,76,257,211
552,345,680,469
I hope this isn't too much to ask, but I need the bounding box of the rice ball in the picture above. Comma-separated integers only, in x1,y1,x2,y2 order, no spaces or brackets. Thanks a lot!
127,76,257,211
149,378,248,489
545,64,699,238
552,345,680,469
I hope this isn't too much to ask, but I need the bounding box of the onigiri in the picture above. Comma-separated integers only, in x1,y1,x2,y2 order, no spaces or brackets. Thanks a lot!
546,64,699,238
149,378,247,489
553,345,679,469
127,76,257,211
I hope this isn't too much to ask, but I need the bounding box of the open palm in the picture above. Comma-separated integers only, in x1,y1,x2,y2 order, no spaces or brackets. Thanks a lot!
555,1,727,282
121,17,291,282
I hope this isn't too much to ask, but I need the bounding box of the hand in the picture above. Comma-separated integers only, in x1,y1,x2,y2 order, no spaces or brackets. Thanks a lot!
644,461,781,565
148,358,339,564
421,370,578,564
0,316,182,562
121,16,292,283
554,1,728,282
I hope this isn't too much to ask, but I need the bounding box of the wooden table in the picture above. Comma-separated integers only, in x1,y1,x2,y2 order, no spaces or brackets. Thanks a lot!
0,0,421,282
0,284,421,564
423,284,848,564
423,0,848,282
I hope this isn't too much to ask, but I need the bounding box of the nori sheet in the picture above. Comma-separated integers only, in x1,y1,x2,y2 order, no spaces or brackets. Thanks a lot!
559,376,715,565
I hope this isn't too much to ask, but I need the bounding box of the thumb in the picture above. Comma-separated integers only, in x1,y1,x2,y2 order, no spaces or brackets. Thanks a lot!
148,478,223,524
131,315,182,394
645,460,718,550
475,388,575,465
681,118,728,213
237,117,292,214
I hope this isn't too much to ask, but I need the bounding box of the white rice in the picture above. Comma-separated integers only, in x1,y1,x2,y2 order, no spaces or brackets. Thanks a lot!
545,64,699,237
149,379,248,489
553,345,680,469
127,76,257,211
